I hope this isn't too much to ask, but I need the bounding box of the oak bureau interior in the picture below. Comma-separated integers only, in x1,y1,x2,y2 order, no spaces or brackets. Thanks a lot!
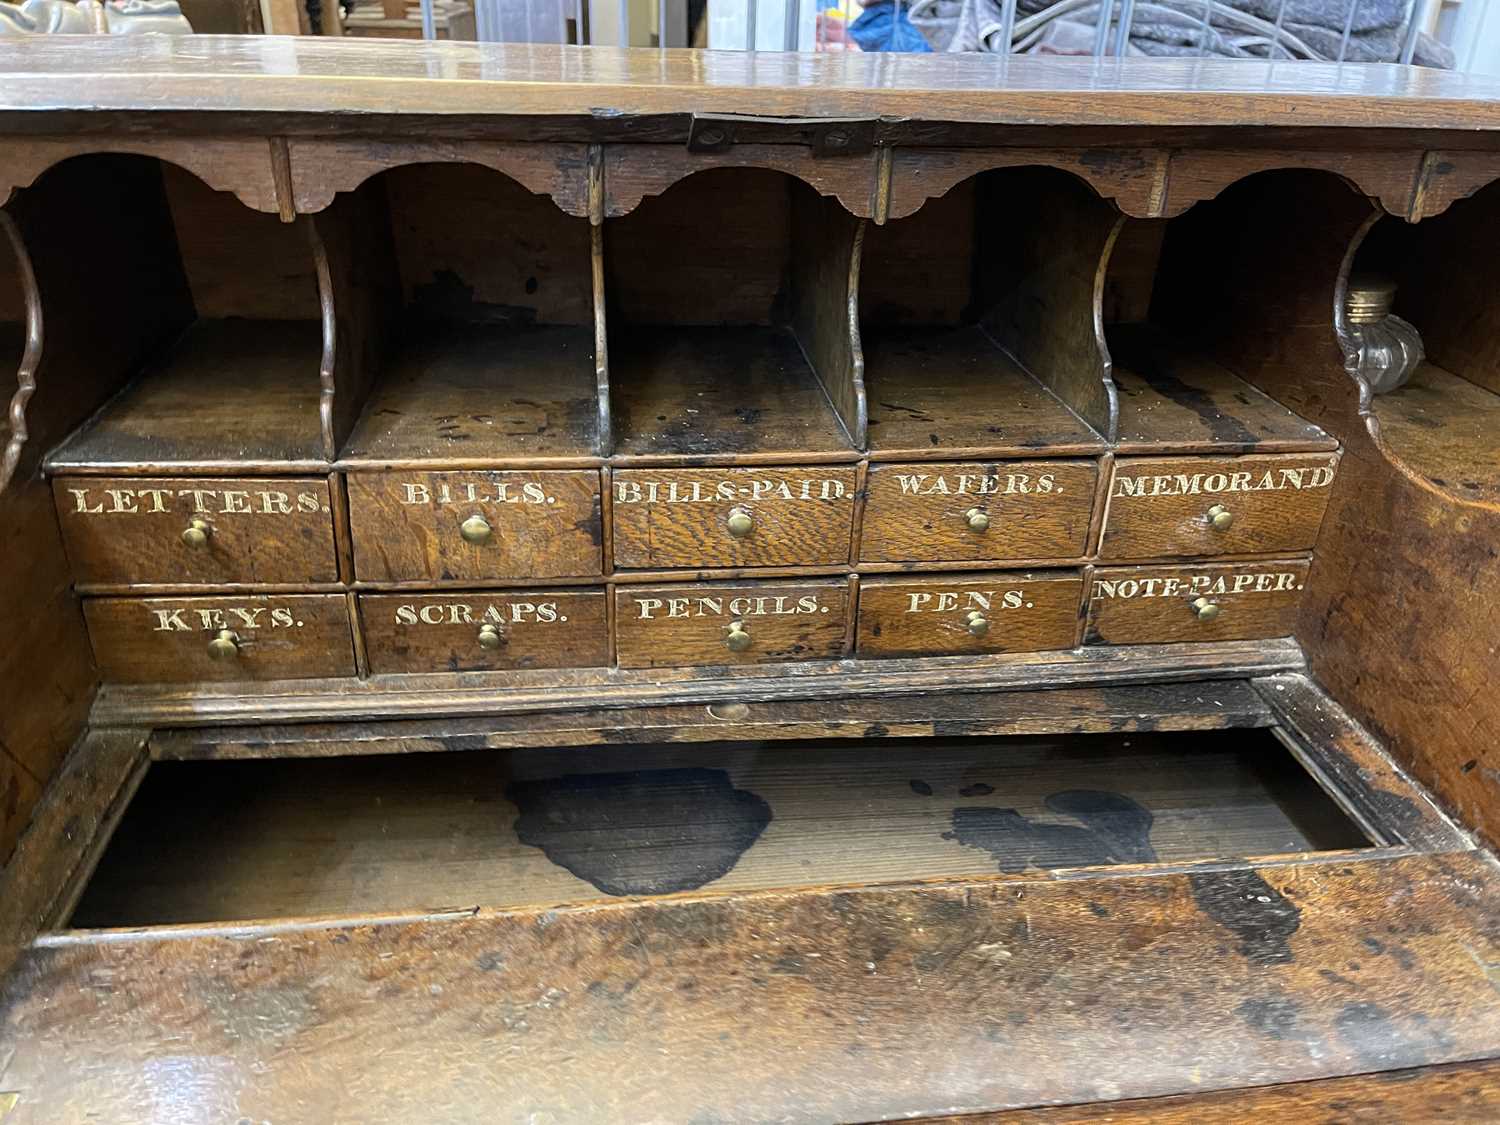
2,38,1500,1123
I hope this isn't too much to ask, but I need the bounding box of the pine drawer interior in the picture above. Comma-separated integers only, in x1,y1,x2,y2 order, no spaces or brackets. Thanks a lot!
63,729,1374,930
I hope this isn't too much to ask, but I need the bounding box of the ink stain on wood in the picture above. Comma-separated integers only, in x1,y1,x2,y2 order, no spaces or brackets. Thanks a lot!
508,767,772,897
943,789,1156,873
1188,868,1303,965
909,779,934,796
1135,364,1260,446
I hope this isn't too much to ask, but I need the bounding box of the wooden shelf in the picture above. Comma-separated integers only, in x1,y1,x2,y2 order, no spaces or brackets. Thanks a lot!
1110,324,1337,455
339,324,600,465
46,319,325,471
67,729,1368,927
1371,362,1500,507
863,326,1105,459
611,326,855,462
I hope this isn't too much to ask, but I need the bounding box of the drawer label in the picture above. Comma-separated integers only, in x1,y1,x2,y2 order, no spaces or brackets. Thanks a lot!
150,605,306,631
902,588,1037,613
1113,465,1334,499
629,591,833,620
889,470,1063,497
397,481,553,506
1092,571,1304,600
391,600,569,626
614,478,849,504
66,485,325,515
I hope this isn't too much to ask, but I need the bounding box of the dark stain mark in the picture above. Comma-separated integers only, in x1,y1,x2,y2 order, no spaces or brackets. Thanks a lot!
1461,759,1478,774
878,401,931,420
525,276,539,295
909,779,934,797
411,269,540,327
1334,1001,1453,1068
1088,901,1110,918
928,432,942,446
734,407,763,426
508,768,771,896
944,790,1155,873
1360,935,1417,971
864,723,890,738
1320,967,1357,988
1237,995,1303,1040
1188,869,1302,966
476,952,506,972
1362,936,1386,955
959,782,995,797
1434,160,1456,176
1136,362,1260,446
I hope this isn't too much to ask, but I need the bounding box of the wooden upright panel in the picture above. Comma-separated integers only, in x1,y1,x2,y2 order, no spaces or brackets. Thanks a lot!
790,187,866,447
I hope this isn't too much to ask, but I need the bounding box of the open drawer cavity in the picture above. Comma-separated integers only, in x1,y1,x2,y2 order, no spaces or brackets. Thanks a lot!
64,727,1388,930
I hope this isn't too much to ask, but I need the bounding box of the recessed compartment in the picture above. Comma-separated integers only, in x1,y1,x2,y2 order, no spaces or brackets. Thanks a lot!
860,168,1112,457
63,731,1372,928
1351,184,1500,507
614,579,849,668
41,158,325,471
605,168,860,462
359,588,609,674
330,163,601,467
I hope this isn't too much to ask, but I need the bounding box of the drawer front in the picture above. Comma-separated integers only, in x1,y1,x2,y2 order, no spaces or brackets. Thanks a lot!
360,590,609,674
861,461,1097,564
84,594,355,683
611,467,857,568
857,572,1083,658
347,470,602,582
1085,560,1310,645
1100,453,1339,560
615,581,848,669
54,477,338,586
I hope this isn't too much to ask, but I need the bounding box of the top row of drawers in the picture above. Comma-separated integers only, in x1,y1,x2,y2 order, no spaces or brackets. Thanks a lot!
54,451,1339,586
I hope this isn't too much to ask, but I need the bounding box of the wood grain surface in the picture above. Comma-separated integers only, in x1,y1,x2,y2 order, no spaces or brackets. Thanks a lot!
610,467,857,568
1368,363,1500,508
862,460,1097,563
346,469,602,582
6,851,1498,1122
857,572,1084,658
1087,559,1311,646
1100,453,1339,560
84,594,355,683
615,580,849,668
359,590,608,674
67,730,1366,926
53,476,337,586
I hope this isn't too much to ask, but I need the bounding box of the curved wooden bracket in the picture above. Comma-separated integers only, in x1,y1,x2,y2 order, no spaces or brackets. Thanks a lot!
1159,149,1423,219
0,210,41,494
887,147,1168,222
1408,150,1500,222
603,144,878,219
287,140,592,218
0,137,282,216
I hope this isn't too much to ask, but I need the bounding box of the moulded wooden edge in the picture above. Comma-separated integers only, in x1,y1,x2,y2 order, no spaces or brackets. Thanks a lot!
0,208,40,494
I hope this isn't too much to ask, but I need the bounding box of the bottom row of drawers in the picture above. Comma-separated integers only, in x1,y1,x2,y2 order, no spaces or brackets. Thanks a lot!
84,559,1311,683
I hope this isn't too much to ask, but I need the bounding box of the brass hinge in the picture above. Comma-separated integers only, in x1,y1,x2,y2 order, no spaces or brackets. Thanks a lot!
687,113,877,157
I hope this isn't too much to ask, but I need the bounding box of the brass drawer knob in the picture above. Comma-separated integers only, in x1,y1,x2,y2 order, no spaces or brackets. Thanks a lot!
965,507,990,533
1207,504,1234,531
181,518,212,547
724,620,752,652
459,514,493,545
477,623,504,650
964,610,990,637
1191,596,1221,622
207,629,240,660
726,507,754,538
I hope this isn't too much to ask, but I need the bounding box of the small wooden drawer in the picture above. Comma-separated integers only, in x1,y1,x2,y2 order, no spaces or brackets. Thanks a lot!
359,590,609,674
1085,559,1311,645
346,470,602,582
84,594,356,683
860,460,1097,564
857,572,1083,658
614,580,849,669
1100,453,1339,560
611,467,857,568
53,476,338,586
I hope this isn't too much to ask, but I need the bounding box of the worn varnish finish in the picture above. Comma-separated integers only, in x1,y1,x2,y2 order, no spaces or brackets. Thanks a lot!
6,852,1499,1122
1087,559,1311,646
856,572,1084,658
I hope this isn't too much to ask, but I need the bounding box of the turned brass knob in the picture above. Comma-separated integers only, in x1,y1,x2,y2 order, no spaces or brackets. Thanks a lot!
1191,597,1221,622
964,610,990,637
477,623,504,650
181,518,211,547
965,507,990,533
1207,504,1234,531
724,620,752,652
726,508,754,538
459,514,493,545
207,629,240,660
